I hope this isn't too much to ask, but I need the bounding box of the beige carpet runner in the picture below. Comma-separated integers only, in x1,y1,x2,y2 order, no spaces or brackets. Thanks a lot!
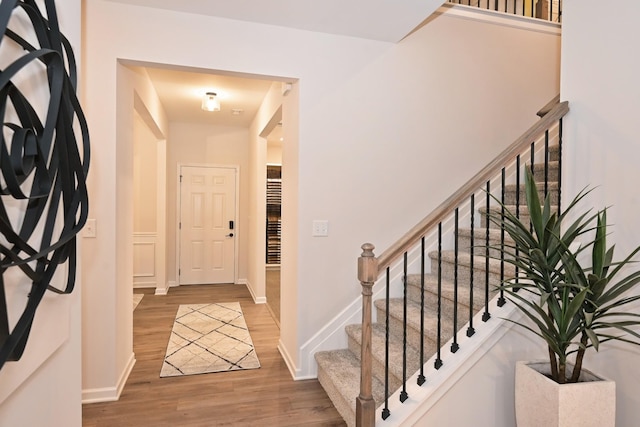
160,302,260,377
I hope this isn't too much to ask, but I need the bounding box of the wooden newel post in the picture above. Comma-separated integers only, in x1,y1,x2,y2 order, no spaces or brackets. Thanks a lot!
356,243,378,427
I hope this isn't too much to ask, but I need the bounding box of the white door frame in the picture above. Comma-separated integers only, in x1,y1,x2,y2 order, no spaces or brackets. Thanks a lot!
175,163,240,285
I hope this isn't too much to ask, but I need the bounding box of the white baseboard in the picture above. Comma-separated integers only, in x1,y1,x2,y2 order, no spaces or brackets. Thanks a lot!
155,281,175,295
297,263,407,378
242,279,266,304
82,352,136,404
134,283,157,289
154,288,168,296
278,339,313,380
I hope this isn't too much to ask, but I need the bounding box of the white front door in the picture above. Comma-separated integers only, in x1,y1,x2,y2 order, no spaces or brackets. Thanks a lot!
179,166,236,284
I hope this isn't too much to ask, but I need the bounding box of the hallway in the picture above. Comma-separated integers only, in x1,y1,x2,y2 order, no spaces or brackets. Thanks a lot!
82,284,344,426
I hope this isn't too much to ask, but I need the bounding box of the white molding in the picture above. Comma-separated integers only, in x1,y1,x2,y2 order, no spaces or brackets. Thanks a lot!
133,282,157,288
132,232,157,237
278,339,310,380
154,287,169,296
82,352,136,404
243,279,266,304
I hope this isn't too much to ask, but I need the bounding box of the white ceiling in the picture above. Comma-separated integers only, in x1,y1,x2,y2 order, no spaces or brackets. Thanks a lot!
105,0,434,42
115,1,437,129
135,66,278,128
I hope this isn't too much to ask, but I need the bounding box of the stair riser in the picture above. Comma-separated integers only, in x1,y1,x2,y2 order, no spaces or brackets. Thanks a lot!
317,365,356,427
480,211,533,230
406,282,497,327
504,186,559,205
347,336,405,392
532,163,559,182
375,306,447,356
431,256,508,289
458,233,517,260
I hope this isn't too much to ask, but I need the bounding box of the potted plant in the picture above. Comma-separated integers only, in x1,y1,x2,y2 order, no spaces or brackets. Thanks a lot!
487,168,640,427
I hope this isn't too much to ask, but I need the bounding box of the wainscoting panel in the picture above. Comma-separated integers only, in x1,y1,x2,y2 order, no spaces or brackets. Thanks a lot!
133,233,158,288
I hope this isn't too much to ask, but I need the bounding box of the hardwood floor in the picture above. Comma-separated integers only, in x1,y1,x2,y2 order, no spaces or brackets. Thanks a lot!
82,285,345,427
265,267,281,327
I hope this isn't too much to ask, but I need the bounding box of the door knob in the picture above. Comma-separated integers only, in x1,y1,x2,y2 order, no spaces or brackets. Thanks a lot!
226,233,234,237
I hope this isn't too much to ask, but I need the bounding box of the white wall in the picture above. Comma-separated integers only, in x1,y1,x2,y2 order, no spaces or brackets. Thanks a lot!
82,0,560,394
267,142,283,165
133,111,158,233
167,122,250,284
245,83,285,305
561,1,640,425
411,324,546,426
81,61,168,400
0,1,83,425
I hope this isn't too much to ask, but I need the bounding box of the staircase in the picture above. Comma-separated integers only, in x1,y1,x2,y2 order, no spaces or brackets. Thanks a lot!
315,102,567,426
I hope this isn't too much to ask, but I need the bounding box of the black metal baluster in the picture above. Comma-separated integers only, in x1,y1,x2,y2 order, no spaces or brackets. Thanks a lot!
435,223,443,369
498,168,506,307
400,252,408,403
544,130,550,198
531,142,535,175
515,155,521,286
467,195,476,337
550,0,553,22
483,181,491,322
382,268,390,420
418,237,426,386
493,0,498,11
530,142,535,234
558,0,562,22
451,208,459,353
558,118,563,215
516,155,521,218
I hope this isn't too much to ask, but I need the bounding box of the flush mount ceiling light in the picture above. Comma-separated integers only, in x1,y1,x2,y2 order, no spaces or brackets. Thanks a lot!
201,92,220,112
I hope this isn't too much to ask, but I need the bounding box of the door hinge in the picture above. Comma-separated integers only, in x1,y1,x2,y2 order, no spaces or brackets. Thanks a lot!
179,222,181,229
179,268,181,275
180,175,183,182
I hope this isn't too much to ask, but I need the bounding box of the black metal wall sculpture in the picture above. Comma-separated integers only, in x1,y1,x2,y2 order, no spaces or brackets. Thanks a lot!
0,0,89,371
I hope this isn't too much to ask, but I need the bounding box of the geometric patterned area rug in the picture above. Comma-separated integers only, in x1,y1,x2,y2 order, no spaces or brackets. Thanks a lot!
133,294,144,311
160,302,261,377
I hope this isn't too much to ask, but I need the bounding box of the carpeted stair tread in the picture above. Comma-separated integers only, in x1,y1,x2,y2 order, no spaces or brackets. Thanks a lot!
504,181,559,205
315,349,386,427
531,160,560,180
457,227,515,256
429,249,516,277
405,272,497,310
375,298,453,345
346,323,423,392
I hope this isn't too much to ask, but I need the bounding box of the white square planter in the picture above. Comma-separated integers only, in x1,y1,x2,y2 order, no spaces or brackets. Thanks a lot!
515,360,615,427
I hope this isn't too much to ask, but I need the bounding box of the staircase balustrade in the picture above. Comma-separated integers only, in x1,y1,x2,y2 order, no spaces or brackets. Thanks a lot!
356,98,568,426
448,0,562,23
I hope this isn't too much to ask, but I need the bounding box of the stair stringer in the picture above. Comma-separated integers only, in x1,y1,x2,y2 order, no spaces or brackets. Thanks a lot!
376,294,544,426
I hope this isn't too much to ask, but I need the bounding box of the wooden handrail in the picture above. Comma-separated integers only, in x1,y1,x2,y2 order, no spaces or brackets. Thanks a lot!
537,94,561,117
375,101,568,274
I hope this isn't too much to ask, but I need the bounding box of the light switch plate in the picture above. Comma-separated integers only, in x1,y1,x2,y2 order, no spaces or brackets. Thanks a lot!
312,220,329,237
84,218,97,238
